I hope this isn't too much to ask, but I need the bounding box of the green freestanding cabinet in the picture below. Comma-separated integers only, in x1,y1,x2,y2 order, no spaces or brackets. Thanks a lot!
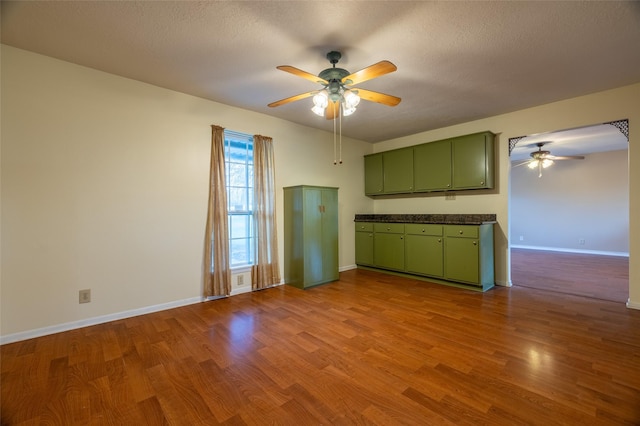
284,186,339,289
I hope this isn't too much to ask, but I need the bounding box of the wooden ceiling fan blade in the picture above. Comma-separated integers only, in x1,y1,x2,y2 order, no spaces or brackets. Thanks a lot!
276,65,328,84
354,88,401,106
268,91,315,108
342,60,397,85
325,101,340,120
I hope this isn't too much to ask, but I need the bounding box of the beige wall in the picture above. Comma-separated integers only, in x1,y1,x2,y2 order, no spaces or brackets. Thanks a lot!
0,46,374,340
2,45,639,342
511,149,628,254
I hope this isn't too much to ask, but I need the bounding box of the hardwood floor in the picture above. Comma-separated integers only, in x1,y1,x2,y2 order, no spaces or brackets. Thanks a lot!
2,268,640,425
511,248,629,302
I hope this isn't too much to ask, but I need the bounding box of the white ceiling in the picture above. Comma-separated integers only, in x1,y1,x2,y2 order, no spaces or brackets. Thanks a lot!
2,1,640,144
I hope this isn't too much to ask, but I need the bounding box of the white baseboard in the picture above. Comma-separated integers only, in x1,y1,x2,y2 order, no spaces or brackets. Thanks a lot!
495,279,511,287
340,264,357,272
0,296,204,345
626,299,640,310
510,245,628,257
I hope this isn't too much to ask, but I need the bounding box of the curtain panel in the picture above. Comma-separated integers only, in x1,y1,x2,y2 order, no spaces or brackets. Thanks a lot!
251,135,281,290
203,125,231,297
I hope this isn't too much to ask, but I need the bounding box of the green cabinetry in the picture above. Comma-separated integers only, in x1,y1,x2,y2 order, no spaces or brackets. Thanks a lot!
284,186,339,289
405,224,444,277
444,225,494,286
373,223,405,271
413,140,452,191
383,148,414,193
452,133,494,190
355,222,374,266
364,154,383,195
355,220,494,291
364,148,413,195
364,131,495,196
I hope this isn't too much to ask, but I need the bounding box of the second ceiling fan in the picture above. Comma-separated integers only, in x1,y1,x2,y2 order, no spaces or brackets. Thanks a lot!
514,142,585,177
268,51,401,119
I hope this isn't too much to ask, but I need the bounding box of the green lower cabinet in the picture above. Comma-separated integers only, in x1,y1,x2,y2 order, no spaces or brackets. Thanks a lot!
373,223,405,271
355,223,374,266
444,224,494,288
405,235,444,277
444,237,480,284
355,221,494,291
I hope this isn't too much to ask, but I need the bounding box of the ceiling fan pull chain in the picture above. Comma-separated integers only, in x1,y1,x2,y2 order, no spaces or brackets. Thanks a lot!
333,110,337,165
339,103,343,164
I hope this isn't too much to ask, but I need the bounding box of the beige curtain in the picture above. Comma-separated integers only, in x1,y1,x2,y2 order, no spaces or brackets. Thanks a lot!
251,135,281,290
203,125,231,297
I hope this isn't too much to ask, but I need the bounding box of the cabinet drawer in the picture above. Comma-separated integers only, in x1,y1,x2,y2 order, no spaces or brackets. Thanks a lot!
405,224,443,236
355,222,374,232
374,223,405,234
445,225,479,238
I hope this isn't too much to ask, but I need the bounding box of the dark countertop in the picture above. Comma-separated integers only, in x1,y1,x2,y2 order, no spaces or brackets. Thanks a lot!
354,214,496,225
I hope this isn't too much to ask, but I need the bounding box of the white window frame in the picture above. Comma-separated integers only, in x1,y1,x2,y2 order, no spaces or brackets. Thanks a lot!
224,131,254,269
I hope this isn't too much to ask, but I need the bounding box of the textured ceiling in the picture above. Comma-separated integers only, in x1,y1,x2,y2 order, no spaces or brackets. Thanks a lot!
2,1,640,143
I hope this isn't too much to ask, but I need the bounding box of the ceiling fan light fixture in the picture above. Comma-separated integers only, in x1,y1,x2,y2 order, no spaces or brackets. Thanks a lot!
542,159,554,168
342,104,357,116
311,104,326,116
344,90,360,109
312,91,328,108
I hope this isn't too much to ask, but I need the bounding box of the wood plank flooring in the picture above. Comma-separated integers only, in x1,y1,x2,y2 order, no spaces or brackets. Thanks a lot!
2,268,640,425
511,248,629,302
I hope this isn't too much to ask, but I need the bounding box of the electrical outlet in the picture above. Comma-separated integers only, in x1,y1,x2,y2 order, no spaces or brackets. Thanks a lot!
237,275,244,286
445,193,456,201
79,289,91,304
519,236,524,241
579,239,586,245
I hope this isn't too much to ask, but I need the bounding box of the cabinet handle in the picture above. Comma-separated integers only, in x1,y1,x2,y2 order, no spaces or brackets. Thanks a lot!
387,227,391,231
480,181,484,185
400,236,404,240
361,226,365,229
438,238,441,243
447,184,451,187
421,229,425,233
473,241,477,246
459,230,464,235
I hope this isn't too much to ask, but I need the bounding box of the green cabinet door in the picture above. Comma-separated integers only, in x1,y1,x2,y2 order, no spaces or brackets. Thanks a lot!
413,140,452,191
355,222,374,266
383,148,414,193
320,188,339,282
445,236,480,284
364,153,383,195
405,235,444,277
452,132,494,189
374,232,405,271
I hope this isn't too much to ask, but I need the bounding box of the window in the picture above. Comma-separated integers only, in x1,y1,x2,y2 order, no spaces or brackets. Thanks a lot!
224,131,254,268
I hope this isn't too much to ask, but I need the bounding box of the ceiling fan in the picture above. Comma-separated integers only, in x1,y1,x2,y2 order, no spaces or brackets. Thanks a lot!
514,142,585,177
268,51,401,119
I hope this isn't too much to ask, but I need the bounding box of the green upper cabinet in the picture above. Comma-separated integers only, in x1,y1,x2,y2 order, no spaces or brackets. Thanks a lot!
451,132,494,190
364,153,384,195
413,139,452,191
383,148,414,193
364,131,495,196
